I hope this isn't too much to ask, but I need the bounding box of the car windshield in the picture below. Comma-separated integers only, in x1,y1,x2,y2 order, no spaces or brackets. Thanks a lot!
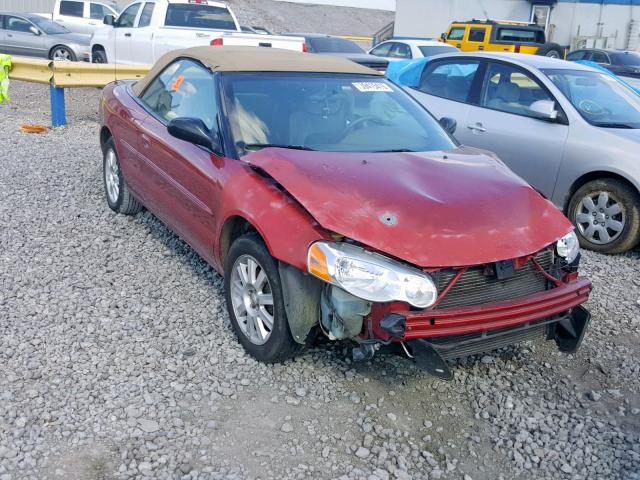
165,4,237,30
30,17,69,34
614,52,640,67
543,69,640,129
308,37,364,54
418,45,458,57
222,73,456,155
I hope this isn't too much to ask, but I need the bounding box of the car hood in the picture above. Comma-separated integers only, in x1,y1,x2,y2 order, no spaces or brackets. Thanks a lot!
50,32,91,45
319,52,388,65
603,127,640,143
242,147,573,267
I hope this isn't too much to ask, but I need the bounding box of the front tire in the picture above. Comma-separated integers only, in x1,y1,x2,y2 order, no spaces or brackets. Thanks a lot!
224,233,299,363
92,48,107,64
103,138,143,215
568,178,640,254
50,46,76,62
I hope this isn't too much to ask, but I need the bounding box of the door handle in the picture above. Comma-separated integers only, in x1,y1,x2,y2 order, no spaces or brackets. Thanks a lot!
7,33,13,37
124,32,131,37
141,134,151,149
89,21,97,25
467,123,486,133
456,43,462,48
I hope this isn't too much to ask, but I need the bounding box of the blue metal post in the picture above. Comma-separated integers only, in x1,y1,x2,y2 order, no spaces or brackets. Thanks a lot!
49,85,66,127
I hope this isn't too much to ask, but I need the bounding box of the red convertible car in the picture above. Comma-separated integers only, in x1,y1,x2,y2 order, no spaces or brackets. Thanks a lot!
100,46,592,378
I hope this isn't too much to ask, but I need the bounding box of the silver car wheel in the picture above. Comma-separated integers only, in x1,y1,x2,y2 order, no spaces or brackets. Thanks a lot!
230,254,274,345
105,149,120,204
574,191,625,245
545,51,560,58
52,47,72,61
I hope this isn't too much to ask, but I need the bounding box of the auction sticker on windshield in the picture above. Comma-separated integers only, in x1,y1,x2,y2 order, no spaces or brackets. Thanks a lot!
352,82,393,93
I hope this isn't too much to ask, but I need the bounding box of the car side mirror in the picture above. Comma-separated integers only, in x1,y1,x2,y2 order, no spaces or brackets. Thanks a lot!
528,99,558,120
30,26,41,35
168,117,221,153
103,14,115,26
440,33,447,41
439,116,457,135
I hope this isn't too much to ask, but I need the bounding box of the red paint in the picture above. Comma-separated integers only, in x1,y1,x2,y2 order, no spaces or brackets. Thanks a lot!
243,147,574,267
101,76,591,347
401,279,591,339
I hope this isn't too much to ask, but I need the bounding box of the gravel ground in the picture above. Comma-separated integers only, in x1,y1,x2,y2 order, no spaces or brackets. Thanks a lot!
1,81,639,480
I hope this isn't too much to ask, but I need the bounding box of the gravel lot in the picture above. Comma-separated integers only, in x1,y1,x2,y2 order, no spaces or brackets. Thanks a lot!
1,81,639,480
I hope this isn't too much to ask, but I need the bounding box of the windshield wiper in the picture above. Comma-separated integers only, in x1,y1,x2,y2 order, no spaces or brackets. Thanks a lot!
243,143,317,151
593,122,635,129
372,148,417,153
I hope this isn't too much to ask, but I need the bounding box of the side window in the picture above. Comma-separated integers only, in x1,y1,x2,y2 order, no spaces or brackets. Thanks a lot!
418,60,481,103
140,59,218,131
0,15,4,30
589,51,610,64
389,42,412,59
468,28,486,42
59,1,84,17
566,51,586,61
6,16,33,33
480,62,554,117
370,42,392,57
116,3,140,28
138,3,154,27
447,27,465,41
90,3,109,20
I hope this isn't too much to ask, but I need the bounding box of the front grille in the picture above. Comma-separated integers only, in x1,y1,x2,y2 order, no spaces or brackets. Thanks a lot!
434,250,553,310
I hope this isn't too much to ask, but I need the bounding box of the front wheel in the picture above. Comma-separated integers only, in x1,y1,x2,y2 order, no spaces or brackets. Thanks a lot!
224,233,299,363
50,46,76,62
92,48,107,64
568,179,640,254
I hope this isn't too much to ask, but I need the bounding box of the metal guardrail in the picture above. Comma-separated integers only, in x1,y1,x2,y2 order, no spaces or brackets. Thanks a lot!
7,57,151,126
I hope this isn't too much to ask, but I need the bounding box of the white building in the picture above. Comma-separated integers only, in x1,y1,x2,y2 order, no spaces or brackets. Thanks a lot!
393,0,640,50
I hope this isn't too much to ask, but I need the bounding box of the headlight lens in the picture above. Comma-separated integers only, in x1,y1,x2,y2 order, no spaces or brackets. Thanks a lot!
307,242,437,308
556,231,579,263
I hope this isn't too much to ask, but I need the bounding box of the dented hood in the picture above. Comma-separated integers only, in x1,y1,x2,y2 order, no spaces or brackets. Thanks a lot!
243,148,573,267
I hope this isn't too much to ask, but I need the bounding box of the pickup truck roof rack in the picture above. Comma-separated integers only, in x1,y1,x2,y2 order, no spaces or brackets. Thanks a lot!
453,19,541,27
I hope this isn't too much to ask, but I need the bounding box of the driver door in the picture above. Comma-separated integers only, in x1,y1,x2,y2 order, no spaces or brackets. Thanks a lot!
3,15,46,57
460,60,568,197
136,59,222,261
112,3,141,64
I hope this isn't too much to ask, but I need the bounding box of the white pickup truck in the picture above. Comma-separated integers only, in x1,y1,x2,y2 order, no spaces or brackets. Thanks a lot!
89,0,305,64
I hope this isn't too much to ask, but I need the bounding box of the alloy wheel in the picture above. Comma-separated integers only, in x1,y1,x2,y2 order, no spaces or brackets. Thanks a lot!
105,149,120,204
574,191,625,245
230,254,275,345
53,48,72,61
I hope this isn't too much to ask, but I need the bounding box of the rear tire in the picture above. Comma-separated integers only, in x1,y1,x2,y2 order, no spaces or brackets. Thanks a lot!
568,178,640,254
224,233,299,363
92,48,107,64
536,42,564,58
103,138,143,215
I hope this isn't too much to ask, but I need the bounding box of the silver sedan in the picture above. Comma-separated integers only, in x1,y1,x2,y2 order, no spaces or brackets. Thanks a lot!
0,13,90,61
403,52,640,254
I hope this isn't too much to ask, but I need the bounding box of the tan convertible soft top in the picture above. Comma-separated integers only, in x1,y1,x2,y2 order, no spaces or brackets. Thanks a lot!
132,46,383,95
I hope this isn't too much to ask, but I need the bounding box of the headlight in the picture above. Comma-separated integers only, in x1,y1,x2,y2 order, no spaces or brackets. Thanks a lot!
307,241,437,308
556,231,579,263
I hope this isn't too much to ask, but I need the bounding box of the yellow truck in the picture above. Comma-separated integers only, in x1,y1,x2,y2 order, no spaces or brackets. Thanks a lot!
440,19,564,58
